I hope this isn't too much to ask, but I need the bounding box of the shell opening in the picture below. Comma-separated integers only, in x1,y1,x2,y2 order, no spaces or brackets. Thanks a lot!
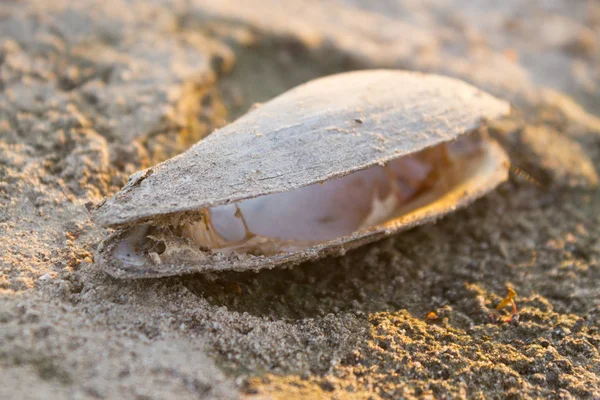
175,132,484,256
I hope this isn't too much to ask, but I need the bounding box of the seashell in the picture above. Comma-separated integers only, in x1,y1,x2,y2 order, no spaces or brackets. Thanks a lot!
93,70,510,278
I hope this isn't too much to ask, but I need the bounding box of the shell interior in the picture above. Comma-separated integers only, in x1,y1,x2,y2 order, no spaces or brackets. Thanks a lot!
102,132,509,278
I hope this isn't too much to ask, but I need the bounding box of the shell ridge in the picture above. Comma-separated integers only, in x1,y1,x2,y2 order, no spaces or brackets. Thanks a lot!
93,70,510,228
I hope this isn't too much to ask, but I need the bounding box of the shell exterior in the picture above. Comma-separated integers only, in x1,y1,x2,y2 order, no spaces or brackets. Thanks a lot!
94,70,511,278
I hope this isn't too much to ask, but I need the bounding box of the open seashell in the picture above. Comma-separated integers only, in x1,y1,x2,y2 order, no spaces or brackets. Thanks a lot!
93,70,510,278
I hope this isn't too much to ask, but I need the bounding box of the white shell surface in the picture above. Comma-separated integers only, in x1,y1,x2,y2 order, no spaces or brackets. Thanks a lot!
93,70,510,228
98,137,509,278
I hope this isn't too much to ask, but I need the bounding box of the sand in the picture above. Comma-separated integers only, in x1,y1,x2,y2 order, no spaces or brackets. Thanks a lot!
1,0,599,399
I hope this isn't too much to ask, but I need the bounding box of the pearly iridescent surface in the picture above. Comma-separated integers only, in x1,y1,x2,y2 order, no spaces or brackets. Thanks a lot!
181,139,474,253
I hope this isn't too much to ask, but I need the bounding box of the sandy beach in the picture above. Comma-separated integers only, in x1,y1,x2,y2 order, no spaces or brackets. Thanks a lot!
1,1,599,398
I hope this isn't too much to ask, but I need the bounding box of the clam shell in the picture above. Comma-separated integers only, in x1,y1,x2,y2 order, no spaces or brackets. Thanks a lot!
94,70,510,278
